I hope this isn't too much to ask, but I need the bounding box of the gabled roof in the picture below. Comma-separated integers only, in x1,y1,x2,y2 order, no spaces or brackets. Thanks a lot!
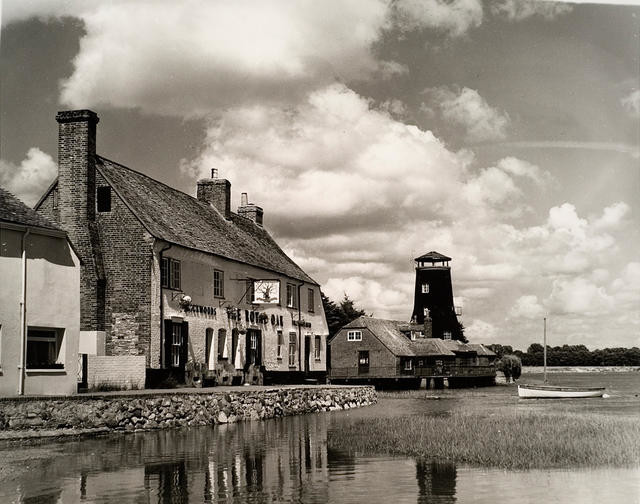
466,343,497,357
0,186,61,231
415,251,451,262
340,316,456,357
442,340,477,354
96,156,316,284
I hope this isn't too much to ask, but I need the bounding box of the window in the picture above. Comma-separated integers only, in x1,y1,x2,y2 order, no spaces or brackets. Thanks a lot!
423,307,430,318
307,288,315,312
171,324,182,367
97,186,111,212
52,187,58,210
404,359,413,371
213,269,224,298
286,284,298,309
26,328,64,369
288,332,297,367
443,331,452,340
217,329,227,360
418,359,424,367
161,258,181,290
314,335,321,360
205,328,214,369
421,283,429,294
347,330,362,341
277,330,284,359
250,332,258,350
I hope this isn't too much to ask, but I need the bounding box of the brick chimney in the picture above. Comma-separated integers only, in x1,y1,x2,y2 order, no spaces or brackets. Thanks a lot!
238,192,264,227
55,109,105,332
56,110,99,226
197,168,231,219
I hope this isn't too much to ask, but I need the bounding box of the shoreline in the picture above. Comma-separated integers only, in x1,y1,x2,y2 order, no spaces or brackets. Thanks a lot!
0,385,376,444
521,366,640,373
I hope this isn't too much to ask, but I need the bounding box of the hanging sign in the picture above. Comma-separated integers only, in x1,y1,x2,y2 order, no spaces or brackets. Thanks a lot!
253,280,280,304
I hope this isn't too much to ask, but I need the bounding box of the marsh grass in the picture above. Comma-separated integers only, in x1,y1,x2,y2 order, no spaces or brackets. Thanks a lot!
328,410,640,469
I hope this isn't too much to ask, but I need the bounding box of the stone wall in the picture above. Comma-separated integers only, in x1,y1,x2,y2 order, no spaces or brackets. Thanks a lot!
0,386,376,434
87,355,146,391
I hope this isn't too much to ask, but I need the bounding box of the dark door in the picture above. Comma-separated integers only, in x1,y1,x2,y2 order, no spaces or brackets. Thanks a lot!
246,329,262,367
164,320,188,370
358,351,369,375
304,335,311,373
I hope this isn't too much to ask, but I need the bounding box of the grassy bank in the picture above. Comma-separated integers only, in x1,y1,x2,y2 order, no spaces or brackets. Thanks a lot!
328,410,640,469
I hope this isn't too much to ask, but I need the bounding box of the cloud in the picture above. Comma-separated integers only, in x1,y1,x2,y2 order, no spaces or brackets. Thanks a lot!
465,319,498,343
548,277,613,315
510,295,544,319
621,89,640,119
422,87,510,142
391,0,483,37
491,0,573,21
0,148,57,206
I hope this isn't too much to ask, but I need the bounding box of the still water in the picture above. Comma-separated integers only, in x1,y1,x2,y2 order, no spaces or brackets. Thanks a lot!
1,372,638,504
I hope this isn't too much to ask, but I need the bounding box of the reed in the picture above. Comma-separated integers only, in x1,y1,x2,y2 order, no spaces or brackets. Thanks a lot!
328,410,640,469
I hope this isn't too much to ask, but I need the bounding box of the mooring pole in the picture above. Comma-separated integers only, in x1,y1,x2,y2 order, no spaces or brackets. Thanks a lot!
543,317,547,384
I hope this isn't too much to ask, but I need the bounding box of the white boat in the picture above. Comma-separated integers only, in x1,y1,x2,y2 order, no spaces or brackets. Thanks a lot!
517,317,605,399
518,384,605,398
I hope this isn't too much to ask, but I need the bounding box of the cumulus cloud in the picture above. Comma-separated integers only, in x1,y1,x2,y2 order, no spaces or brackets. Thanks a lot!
510,295,544,319
491,0,573,21
391,0,483,37
422,86,510,142
0,148,57,206
621,89,640,119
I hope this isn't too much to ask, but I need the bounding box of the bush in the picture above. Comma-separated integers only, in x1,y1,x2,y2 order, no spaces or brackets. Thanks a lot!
497,354,522,381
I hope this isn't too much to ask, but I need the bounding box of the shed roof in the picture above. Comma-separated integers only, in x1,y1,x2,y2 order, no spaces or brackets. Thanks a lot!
414,251,451,262
96,156,316,284
466,344,497,357
341,316,456,357
0,186,61,231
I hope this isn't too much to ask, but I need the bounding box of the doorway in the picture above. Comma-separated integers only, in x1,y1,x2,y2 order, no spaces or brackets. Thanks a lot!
246,329,262,367
304,335,311,373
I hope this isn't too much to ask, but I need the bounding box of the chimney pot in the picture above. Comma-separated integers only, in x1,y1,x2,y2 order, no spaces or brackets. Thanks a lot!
211,168,218,178
241,192,248,206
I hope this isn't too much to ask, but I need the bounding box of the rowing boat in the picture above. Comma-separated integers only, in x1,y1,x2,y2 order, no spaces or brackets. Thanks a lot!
517,384,605,398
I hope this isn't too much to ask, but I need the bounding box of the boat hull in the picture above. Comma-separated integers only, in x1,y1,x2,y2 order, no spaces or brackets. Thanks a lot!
518,384,605,398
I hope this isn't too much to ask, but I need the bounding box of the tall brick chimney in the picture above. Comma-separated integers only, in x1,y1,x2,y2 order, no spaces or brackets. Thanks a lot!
238,192,264,227
55,109,105,332
197,168,231,219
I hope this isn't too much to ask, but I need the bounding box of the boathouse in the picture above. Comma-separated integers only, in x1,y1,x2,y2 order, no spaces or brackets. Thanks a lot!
0,187,81,395
328,252,496,388
35,110,329,388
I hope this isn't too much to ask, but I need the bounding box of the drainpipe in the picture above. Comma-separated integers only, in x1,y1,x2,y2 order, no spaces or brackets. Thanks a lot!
158,242,172,368
18,228,31,395
297,281,304,374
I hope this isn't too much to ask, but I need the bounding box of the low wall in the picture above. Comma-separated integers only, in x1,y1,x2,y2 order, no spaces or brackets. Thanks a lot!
522,366,640,373
87,355,146,391
0,386,376,435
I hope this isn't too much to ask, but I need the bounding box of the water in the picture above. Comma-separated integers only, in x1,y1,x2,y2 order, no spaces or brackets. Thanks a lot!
1,372,638,503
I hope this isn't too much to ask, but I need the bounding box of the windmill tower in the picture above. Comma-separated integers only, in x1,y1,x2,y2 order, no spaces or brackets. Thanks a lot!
411,251,463,341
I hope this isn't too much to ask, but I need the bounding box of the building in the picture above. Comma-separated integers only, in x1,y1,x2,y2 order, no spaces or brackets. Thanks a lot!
328,252,496,388
35,109,328,387
411,251,464,341
0,187,81,395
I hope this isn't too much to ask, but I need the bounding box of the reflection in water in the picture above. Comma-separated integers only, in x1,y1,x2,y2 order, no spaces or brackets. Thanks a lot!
5,414,452,503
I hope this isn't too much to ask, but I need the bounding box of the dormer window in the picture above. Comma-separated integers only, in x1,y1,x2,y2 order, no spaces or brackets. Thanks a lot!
443,331,452,340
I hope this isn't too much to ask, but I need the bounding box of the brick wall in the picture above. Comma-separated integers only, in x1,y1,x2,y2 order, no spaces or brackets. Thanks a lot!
87,355,146,391
329,328,396,378
95,169,154,364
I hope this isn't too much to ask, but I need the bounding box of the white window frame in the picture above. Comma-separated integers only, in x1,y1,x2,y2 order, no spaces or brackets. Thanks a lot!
286,283,298,309
443,331,452,340
161,258,181,290
314,335,321,361
171,324,182,367
213,269,224,298
288,332,297,367
421,283,429,294
347,330,362,341
404,359,413,371
26,327,65,370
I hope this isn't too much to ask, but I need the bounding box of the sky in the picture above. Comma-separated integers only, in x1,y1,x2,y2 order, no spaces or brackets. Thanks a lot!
1,0,638,351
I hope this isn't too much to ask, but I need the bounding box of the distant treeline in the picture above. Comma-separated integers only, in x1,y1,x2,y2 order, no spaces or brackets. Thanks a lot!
487,344,640,366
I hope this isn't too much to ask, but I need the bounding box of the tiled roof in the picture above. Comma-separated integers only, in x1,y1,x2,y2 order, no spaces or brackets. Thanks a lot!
415,251,451,262
0,186,61,231
442,340,477,354
466,343,497,357
96,157,316,284
341,316,456,357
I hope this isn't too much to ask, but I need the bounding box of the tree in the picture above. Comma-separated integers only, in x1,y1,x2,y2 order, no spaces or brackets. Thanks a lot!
321,292,367,338
497,354,522,382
